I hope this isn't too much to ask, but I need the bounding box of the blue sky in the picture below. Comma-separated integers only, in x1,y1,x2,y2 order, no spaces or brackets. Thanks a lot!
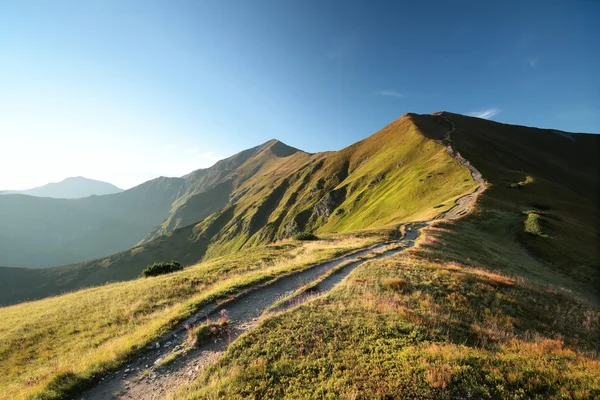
1,1,598,189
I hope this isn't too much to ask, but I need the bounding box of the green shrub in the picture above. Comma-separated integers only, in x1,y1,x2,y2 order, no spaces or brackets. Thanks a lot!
293,232,319,241
141,261,183,277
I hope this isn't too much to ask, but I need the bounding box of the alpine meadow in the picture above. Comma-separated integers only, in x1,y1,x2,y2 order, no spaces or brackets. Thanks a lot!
1,2,599,399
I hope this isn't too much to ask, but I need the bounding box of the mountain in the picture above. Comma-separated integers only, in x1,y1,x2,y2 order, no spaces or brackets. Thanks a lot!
0,113,477,304
2,112,600,400
0,176,185,267
0,176,123,198
0,141,300,268
1,112,598,306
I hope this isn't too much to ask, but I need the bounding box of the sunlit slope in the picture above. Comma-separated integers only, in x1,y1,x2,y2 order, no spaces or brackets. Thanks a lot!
0,233,384,400
202,114,476,257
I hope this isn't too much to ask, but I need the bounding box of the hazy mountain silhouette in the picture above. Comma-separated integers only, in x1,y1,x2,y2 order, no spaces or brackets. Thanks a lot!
0,176,122,199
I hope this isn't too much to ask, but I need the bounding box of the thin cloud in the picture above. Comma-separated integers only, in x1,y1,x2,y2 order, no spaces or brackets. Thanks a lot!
469,108,501,120
377,90,405,98
185,148,198,154
165,144,177,151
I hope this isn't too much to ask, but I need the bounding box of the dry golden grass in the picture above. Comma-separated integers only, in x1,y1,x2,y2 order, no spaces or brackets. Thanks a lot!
0,233,380,400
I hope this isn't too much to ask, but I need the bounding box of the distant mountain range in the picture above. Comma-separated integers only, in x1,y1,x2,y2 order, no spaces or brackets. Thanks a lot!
0,176,122,199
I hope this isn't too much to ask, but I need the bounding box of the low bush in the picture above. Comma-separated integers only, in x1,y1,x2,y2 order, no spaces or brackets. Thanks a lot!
293,232,319,241
141,261,183,277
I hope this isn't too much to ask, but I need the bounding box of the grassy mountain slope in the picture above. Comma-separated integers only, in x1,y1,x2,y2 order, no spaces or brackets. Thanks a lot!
0,141,298,269
190,115,476,259
0,115,476,305
0,176,123,198
1,112,599,399
174,113,600,400
412,112,600,298
0,233,386,400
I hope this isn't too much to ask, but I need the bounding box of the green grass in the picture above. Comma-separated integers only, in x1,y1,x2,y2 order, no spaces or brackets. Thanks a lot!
174,251,600,400
171,112,600,399
523,211,552,238
0,233,383,400
509,175,535,188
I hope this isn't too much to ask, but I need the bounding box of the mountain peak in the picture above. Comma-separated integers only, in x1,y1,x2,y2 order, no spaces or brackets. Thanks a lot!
260,138,302,158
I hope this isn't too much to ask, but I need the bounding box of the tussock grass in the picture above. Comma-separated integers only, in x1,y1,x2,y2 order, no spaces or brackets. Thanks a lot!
0,234,380,400
175,251,600,399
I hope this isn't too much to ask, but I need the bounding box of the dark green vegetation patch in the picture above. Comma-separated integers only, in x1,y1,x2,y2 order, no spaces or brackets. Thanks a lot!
141,261,183,277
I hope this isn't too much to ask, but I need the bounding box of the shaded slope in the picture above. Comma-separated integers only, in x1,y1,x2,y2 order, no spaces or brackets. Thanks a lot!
142,139,303,242
412,111,600,300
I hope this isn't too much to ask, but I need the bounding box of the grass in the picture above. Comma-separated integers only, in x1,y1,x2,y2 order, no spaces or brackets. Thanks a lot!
0,114,477,306
509,175,535,188
523,211,552,238
0,233,383,400
174,250,600,399
171,112,600,399
3,111,598,398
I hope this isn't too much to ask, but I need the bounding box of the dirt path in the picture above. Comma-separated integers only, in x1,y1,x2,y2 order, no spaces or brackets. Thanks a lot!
79,225,426,400
434,112,487,220
79,120,487,400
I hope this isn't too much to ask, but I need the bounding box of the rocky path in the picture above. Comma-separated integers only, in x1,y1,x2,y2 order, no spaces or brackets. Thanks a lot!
79,117,487,399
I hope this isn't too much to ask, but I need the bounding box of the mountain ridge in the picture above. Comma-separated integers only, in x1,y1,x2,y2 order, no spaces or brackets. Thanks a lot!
0,176,123,199
1,112,598,305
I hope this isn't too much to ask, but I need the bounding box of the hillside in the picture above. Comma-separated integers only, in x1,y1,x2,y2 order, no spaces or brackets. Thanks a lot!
173,113,600,399
0,112,599,400
0,176,123,198
0,141,298,268
0,115,477,305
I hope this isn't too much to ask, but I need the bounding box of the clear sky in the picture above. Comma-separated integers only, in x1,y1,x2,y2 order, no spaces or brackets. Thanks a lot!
1,1,598,190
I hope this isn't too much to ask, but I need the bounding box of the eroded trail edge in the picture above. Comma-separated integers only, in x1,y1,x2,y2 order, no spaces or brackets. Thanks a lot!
80,118,487,400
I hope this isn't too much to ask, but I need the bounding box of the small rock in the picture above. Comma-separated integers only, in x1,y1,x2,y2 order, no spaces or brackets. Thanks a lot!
154,358,163,365
155,342,161,349
145,365,149,368
124,368,131,373
166,341,172,347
